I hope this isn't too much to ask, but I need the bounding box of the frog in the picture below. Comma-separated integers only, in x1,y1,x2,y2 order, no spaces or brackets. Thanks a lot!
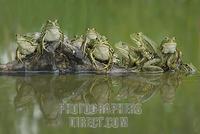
114,41,139,68
81,28,114,71
37,20,64,54
130,32,161,57
160,37,182,71
130,32,163,72
15,34,39,62
81,28,100,56
89,41,114,71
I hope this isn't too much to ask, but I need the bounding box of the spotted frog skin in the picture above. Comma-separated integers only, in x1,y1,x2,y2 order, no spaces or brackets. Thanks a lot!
16,34,39,62
130,32,163,73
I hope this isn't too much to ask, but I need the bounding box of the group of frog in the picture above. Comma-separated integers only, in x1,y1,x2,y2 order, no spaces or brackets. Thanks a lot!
115,33,197,73
16,19,64,62
15,19,197,73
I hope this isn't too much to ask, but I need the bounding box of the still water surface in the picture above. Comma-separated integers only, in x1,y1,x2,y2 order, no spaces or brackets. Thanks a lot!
0,73,200,133
0,0,200,134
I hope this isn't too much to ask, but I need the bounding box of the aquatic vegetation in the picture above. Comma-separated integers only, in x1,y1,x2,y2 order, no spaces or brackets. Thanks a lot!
0,20,197,74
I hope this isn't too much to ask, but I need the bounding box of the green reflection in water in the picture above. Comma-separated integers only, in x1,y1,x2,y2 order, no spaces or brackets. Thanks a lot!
0,73,199,133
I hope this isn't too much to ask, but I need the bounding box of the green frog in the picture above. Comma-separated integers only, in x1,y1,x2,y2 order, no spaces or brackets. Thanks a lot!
15,34,39,62
130,32,161,57
130,32,163,73
37,20,64,54
114,41,138,68
81,28,114,71
81,28,100,56
160,37,182,71
90,41,114,71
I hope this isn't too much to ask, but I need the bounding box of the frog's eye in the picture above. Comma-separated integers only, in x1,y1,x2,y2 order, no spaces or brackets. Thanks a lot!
47,20,51,23
16,34,21,38
172,37,176,41
87,28,90,31
136,32,142,36
138,32,143,35
164,37,169,41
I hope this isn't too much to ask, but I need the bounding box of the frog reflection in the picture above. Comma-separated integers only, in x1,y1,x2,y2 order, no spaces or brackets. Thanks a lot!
14,73,185,125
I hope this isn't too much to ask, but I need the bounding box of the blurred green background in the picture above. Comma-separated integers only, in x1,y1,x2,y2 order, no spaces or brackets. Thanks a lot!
0,0,200,66
0,0,200,134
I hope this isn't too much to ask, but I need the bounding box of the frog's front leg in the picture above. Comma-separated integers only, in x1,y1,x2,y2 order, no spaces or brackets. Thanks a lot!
142,58,164,73
81,38,89,56
90,51,98,69
16,48,24,63
37,35,49,55
41,35,49,53
167,52,181,71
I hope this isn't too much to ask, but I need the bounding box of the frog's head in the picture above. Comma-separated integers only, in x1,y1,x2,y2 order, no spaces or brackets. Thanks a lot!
16,34,22,41
16,34,26,42
86,28,98,40
160,37,177,54
130,32,144,46
181,63,197,74
16,34,31,48
45,19,60,30
130,32,143,40
42,20,63,42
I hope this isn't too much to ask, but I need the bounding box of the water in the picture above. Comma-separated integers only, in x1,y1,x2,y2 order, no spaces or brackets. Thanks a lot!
0,0,200,134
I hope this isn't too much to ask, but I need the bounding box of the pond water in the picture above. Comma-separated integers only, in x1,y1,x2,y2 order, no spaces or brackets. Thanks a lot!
0,0,200,134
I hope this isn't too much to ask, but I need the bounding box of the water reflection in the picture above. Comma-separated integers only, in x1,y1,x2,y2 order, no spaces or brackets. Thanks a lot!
14,73,185,125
